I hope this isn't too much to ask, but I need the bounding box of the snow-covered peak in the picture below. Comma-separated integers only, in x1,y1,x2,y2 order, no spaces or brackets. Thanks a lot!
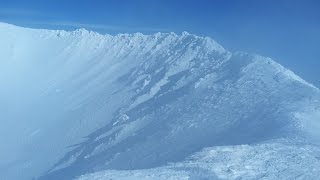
0,22,319,180
0,22,228,56
265,57,318,90
235,52,318,90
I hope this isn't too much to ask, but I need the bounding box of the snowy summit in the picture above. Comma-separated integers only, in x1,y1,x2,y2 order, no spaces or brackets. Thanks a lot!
0,22,319,180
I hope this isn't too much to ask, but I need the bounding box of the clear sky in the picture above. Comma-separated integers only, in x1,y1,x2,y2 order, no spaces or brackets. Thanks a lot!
0,0,319,87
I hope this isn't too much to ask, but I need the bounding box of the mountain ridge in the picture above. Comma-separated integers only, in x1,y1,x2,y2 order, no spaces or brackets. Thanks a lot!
0,22,319,180
0,22,317,90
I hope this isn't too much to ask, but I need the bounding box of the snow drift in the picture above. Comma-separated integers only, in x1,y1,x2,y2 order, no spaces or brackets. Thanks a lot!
0,22,319,180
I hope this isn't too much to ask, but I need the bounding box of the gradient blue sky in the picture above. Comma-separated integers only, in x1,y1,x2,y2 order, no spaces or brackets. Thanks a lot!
0,0,319,87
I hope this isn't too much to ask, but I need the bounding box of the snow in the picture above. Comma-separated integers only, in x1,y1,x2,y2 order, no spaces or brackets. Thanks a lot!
78,138,320,180
0,22,319,180
77,169,191,180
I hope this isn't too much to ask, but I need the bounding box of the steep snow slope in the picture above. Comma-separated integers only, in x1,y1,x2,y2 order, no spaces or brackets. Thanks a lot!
0,22,319,180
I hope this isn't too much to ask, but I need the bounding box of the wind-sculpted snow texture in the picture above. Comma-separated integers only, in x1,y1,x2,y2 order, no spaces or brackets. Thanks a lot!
0,22,319,180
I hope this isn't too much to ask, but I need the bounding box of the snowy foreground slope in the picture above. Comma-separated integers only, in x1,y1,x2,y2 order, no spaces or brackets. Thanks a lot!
0,22,319,180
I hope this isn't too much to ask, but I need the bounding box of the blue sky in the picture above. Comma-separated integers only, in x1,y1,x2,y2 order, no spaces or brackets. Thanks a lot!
0,0,319,87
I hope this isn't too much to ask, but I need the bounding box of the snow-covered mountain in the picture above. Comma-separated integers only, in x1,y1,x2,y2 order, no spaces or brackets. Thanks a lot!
0,22,319,180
